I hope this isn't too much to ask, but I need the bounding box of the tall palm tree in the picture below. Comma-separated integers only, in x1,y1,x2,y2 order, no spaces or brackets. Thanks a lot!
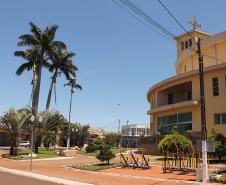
64,79,82,149
15,22,66,116
46,49,78,111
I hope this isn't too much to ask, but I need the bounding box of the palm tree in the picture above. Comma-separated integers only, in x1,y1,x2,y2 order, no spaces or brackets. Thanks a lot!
46,49,78,111
34,111,67,152
15,22,66,116
64,79,82,149
75,123,90,147
0,108,30,155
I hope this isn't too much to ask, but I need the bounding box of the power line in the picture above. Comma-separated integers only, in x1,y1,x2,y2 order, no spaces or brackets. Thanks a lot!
158,0,194,40
120,0,176,38
113,0,226,64
111,0,174,42
157,0,226,64
112,0,176,40
203,54,226,63
100,120,119,130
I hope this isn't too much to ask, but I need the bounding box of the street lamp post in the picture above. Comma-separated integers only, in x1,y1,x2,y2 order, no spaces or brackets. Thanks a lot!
29,115,42,171
118,104,121,135
126,120,129,148
29,115,35,171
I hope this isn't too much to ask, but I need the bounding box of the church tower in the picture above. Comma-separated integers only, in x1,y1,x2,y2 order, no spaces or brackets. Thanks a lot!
175,16,212,74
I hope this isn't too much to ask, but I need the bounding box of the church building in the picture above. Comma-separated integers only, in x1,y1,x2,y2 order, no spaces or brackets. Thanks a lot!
147,17,226,139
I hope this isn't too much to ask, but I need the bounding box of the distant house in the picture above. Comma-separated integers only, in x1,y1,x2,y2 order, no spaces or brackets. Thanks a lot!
121,124,150,148
83,128,106,145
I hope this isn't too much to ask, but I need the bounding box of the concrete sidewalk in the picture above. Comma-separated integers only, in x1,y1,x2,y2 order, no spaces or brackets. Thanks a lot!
0,151,216,185
0,167,92,185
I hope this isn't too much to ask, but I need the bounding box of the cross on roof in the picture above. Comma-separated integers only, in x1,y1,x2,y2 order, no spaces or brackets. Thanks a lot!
187,16,201,30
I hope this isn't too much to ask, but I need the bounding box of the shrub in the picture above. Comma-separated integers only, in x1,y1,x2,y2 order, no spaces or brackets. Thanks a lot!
208,128,226,161
158,131,193,153
85,143,98,153
93,138,104,146
96,145,115,165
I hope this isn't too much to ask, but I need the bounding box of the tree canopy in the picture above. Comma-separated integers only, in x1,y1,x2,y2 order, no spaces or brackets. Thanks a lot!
158,131,193,153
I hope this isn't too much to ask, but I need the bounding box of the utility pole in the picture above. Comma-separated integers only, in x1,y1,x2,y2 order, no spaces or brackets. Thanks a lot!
118,119,121,134
196,37,208,183
126,120,129,148
117,103,121,135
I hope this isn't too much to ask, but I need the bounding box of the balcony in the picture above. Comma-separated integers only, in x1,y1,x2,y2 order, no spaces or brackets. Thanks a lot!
157,81,192,106
148,81,199,114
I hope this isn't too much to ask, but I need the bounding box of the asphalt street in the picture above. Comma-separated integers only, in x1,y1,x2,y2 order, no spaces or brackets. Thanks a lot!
0,172,58,185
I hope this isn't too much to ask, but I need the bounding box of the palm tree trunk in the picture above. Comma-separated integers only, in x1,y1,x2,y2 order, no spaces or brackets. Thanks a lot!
10,140,14,155
32,59,43,115
46,69,58,111
32,56,44,154
66,89,73,150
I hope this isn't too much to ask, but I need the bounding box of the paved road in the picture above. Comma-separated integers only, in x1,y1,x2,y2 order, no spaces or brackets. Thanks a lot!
0,172,58,185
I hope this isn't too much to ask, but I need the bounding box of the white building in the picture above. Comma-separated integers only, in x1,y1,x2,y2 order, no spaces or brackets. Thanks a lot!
121,124,150,147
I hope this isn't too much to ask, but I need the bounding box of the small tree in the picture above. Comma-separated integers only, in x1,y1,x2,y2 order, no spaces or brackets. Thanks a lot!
0,108,30,155
158,131,193,153
86,138,104,153
208,128,226,161
96,145,115,165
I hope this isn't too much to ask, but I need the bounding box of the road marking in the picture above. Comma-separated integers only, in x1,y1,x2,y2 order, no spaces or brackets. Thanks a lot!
0,167,92,185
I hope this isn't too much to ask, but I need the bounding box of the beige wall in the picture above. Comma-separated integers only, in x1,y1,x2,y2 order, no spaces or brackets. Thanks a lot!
176,31,226,74
148,66,226,136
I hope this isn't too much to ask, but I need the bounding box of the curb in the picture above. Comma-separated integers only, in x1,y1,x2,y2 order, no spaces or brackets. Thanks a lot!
0,167,92,185
66,167,219,185
18,156,74,162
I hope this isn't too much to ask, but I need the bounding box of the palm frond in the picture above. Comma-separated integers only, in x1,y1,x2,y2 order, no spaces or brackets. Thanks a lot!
18,34,39,46
45,24,59,42
29,22,42,41
75,84,82,90
52,41,67,49
16,62,33,76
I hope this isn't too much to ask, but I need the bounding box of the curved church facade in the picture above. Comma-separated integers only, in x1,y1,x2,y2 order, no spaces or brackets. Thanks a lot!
147,28,226,137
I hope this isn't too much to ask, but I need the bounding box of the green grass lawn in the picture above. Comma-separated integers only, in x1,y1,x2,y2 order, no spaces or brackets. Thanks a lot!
3,148,59,160
72,163,121,171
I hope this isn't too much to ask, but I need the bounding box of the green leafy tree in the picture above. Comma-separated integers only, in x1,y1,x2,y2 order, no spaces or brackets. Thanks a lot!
208,128,226,161
158,131,193,153
96,145,115,165
85,138,104,153
0,108,30,155
93,138,104,146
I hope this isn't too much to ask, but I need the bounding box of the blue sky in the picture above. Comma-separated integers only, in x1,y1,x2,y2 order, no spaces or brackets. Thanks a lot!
0,0,225,131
